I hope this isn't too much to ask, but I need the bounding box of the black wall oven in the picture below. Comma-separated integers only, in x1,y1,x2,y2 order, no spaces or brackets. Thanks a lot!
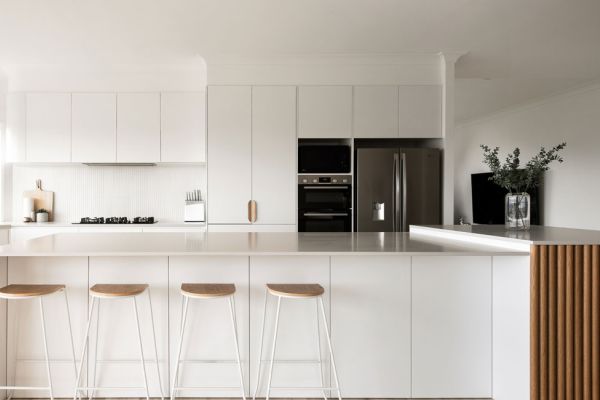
298,175,352,232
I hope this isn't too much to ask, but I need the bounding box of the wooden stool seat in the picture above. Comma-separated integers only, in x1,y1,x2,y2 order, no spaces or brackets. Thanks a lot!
266,283,324,298
181,283,236,298
89,283,148,298
0,284,65,299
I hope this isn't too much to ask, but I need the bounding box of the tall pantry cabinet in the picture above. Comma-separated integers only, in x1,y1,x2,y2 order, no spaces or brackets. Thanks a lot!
207,86,297,230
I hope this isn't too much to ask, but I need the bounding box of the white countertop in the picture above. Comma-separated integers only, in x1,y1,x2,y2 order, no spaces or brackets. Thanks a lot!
411,224,600,248
5,221,206,228
0,232,526,256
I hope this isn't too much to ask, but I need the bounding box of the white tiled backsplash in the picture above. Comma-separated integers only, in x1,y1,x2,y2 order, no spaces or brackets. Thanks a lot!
9,165,205,223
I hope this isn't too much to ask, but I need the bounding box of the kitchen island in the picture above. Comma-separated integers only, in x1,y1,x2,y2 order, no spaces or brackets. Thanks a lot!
0,231,530,400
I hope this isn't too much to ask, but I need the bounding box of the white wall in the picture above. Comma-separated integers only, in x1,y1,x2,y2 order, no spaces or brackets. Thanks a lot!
455,83,600,229
8,164,205,223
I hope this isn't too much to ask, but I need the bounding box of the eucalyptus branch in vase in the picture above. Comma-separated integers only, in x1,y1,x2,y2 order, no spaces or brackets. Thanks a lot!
480,142,567,229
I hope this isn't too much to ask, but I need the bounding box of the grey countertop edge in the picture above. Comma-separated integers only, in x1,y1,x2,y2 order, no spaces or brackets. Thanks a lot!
0,251,529,257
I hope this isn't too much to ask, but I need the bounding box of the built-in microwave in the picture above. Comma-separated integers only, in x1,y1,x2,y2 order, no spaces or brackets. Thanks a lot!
298,144,351,174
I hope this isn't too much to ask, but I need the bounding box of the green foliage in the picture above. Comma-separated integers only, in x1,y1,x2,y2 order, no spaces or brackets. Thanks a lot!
480,142,567,193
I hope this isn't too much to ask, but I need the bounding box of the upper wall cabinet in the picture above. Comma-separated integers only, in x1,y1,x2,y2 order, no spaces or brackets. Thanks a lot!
353,86,399,138
116,93,161,163
26,93,72,162
5,93,26,163
72,93,117,163
398,85,442,138
160,92,206,163
298,86,352,138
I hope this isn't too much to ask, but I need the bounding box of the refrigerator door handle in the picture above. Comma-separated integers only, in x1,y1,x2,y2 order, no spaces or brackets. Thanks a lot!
401,153,407,232
393,153,401,232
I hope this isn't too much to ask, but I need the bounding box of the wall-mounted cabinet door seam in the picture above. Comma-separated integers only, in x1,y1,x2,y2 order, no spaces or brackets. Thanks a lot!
26,93,72,162
160,92,206,163
298,86,352,138
398,85,442,138
116,93,161,162
207,86,252,224
72,93,117,162
251,86,297,225
353,86,399,138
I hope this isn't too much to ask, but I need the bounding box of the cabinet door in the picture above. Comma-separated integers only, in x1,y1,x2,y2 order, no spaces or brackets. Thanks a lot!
412,256,492,398
72,93,117,162
207,224,296,232
207,86,252,224
6,93,26,162
353,86,399,138
169,256,249,397
298,86,352,138
331,255,411,397
26,93,71,162
160,92,206,163
252,86,296,225
398,85,442,138
250,256,330,398
116,93,161,162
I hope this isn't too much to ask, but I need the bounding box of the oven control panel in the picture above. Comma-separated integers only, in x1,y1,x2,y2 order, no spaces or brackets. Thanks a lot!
298,175,351,185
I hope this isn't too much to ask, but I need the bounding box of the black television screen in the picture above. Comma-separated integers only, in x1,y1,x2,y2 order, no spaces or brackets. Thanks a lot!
471,172,540,225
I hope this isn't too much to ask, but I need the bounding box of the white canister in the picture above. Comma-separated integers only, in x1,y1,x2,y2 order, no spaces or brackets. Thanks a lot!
23,198,35,221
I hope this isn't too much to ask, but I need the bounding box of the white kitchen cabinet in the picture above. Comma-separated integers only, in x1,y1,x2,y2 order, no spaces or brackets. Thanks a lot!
6,256,88,398
26,93,72,162
353,86,399,138
169,256,249,397
492,256,530,400
160,92,206,163
251,86,296,225
207,86,252,224
331,255,411,398
250,256,330,398
88,256,168,398
6,93,27,163
207,224,296,232
411,255,492,398
116,93,161,162
72,93,117,162
398,85,442,138
298,86,352,138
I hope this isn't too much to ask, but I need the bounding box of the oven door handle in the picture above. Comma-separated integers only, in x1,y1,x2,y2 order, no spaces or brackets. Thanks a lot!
303,212,349,217
301,186,349,190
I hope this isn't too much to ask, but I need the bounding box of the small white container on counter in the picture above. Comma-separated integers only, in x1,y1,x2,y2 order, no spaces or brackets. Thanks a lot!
184,201,205,222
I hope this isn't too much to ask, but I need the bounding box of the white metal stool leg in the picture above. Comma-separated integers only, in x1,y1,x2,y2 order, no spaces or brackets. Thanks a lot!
318,297,342,400
89,300,101,400
39,296,54,400
132,296,151,400
265,296,282,400
63,290,79,398
74,297,97,400
315,298,328,400
252,288,269,400
228,295,247,400
147,289,165,400
170,295,189,400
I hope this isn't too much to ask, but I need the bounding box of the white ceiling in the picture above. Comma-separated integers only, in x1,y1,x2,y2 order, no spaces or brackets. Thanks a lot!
1,0,599,122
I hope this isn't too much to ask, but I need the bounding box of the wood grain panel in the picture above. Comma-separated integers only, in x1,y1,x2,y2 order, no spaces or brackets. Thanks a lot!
532,244,600,400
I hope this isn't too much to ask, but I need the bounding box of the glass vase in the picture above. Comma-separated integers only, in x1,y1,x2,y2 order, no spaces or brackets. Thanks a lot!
505,192,531,230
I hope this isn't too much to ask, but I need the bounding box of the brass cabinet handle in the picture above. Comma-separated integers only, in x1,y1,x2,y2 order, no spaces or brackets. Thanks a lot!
248,200,257,223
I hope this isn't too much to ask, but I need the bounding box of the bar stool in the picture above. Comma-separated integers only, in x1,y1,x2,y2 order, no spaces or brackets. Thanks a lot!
253,283,342,400
73,284,164,400
0,284,77,400
171,283,246,400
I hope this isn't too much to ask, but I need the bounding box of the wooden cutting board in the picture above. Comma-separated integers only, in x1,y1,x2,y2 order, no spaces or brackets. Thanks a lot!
23,179,54,221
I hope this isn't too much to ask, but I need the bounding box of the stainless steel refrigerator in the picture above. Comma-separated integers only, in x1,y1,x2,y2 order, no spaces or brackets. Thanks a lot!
355,147,441,232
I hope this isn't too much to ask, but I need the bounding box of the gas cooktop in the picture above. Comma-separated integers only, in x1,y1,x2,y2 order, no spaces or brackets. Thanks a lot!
73,217,157,224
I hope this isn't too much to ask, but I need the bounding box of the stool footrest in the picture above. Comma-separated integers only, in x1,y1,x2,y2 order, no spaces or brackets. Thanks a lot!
76,386,147,391
270,386,339,391
174,386,243,391
0,386,51,390
178,359,240,364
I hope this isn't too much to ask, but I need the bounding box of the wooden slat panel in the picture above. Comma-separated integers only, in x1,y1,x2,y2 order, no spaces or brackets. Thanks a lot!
567,245,575,400
533,245,541,400
576,245,584,400
592,245,600,400
542,245,550,400
550,245,558,400
558,245,567,400
584,245,592,400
